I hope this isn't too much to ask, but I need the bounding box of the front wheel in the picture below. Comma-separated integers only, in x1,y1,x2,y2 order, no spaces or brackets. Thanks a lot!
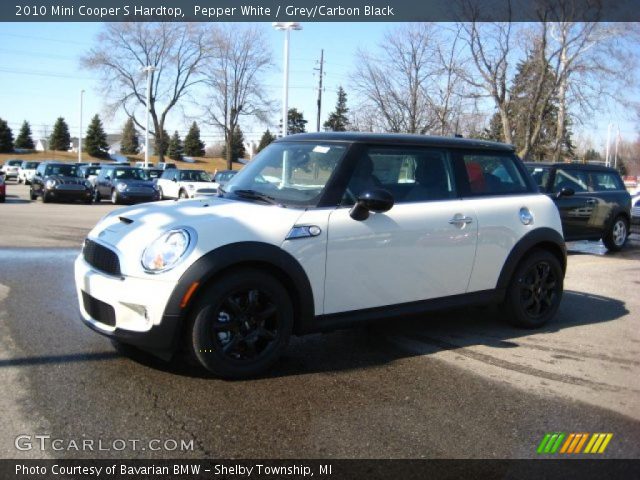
29,188,37,201
93,190,101,203
188,269,293,379
158,186,164,200
179,189,188,199
111,189,120,205
602,216,628,252
503,249,563,329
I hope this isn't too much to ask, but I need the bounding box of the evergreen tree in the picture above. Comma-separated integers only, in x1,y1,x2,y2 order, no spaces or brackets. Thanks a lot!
120,118,139,155
85,114,109,158
221,126,246,163
49,117,71,151
323,87,350,132
257,129,276,153
287,108,307,135
154,129,169,157
14,120,34,150
183,121,205,157
0,118,14,153
481,112,505,142
167,130,183,161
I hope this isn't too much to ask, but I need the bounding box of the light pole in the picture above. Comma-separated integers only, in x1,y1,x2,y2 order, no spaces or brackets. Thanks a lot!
142,66,156,168
78,89,84,163
273,22,302,137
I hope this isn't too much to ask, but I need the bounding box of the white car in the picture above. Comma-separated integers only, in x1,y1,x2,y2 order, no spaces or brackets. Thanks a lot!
156,169,218,199
75,133,567,378
17,161,41,184
1,159,23,181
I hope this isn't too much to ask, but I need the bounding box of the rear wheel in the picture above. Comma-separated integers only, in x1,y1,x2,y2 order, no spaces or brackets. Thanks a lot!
29,188,37,201
93,189,101,203
158,186,164,200
503,249,563,329
111,189,120,205
189,269,293,379
179,189,188,199
602,216,628,252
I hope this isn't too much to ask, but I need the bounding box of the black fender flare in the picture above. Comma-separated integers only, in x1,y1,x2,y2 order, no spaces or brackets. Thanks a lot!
162,241,315,343
496,227,567,291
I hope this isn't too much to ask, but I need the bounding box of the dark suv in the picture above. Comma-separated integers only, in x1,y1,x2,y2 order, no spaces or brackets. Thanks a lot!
94,165,159,204
30,162,93,203
526,162,631,251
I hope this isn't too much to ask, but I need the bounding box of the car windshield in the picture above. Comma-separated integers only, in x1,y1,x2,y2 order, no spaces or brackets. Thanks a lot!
114,168,148,180
146,169,163,179
8,160,22,166
215,172,236,182
46,164,79,177
223,142,347,207
24,162,39,169
526,165,551,191
86,167,101,175
180,170,211,182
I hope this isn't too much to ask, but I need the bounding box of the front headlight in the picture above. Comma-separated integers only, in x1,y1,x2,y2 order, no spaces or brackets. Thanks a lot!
141,229,193,273
116,182,128,192
45,179,57,189
84,180,92,188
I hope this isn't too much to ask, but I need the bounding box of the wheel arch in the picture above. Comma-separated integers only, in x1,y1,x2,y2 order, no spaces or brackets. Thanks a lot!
496,227,567,292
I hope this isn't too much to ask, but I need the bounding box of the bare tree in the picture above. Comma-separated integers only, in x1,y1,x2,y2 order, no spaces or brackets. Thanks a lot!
351,23,440,134
202,25,273,170
82,23,208,161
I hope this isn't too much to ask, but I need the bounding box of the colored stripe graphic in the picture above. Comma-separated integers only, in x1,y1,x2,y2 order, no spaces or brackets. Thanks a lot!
574,433,589,453
560,433,575,453
585,433,614,454
539,433,613,454
537,433,552,454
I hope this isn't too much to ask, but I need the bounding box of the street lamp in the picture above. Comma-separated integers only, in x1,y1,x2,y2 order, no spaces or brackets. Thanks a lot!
78,89,85,163
272,22,302,137
142,65,156,168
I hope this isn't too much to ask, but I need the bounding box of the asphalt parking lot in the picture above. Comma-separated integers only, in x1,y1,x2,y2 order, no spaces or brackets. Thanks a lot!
1,182,639,459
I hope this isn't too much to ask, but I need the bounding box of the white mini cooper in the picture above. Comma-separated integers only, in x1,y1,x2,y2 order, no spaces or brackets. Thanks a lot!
75,133,566,378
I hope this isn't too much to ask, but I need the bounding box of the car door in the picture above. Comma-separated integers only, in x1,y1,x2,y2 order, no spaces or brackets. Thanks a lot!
551,167,599,240
97,167,112,197
323,146,478,315
32,164,47,195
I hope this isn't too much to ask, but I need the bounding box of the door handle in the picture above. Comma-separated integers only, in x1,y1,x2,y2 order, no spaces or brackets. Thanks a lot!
449,214,473,225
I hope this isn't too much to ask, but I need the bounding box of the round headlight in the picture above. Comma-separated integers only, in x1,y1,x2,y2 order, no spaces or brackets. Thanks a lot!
84,180,93,188
116,182,128,192
45,179,57,189
141,229,192,273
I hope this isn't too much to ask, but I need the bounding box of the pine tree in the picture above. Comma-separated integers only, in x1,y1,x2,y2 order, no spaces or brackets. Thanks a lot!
221,126,246,163
0,118,14,153
183,121,205,157
167,131,183,161
49,117,71,151
323,87,350,132
120,118,139,155
154,129,169,157
85,114,109,158
14,120,34,150
287,108,307,135
257,129,276,153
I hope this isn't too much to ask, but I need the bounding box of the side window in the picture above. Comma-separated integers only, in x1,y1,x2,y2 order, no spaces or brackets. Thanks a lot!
344,147,456,204
160,170,172,180
553,168,589,193
36,164,46,176
463,154,529,195
590,171,624,191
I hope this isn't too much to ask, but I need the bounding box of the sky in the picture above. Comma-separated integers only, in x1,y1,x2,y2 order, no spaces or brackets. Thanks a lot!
0,22,636,151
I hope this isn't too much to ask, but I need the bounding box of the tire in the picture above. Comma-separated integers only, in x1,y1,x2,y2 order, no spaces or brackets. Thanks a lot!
602,216,628,252
503,249,563,329
188,268,293,379
41,192,50,203
0,196,4,203
111,189,120,205
29,189,37,201
93,190,101,203
179,189,188,199
158,186,164,200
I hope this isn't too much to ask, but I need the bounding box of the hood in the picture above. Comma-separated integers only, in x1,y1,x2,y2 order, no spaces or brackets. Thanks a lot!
47,175,85,183
88,196,307,280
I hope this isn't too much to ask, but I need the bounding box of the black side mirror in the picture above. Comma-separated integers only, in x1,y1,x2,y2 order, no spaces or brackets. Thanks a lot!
556,187,575,199
350,188,394,221
172,177,178,182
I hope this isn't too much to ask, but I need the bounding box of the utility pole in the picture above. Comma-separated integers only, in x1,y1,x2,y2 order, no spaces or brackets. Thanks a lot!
614,125,620,170
78,89,84,163
315,49,324,132
142,66,156,168
605,123,612,167
273,22,302,137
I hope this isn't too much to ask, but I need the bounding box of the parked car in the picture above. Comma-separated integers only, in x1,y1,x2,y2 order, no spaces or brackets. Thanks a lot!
17,161,41,185
1,159,23,181
134,161,154,168
0,173,5,202
76,132,567,379
157,162,177,170
631,194,640,234
144,168,165,181
212,170,237,190
78,165,102,187
30,161,93,203
526,162,631,251
94,165,160,204
156,169,218,199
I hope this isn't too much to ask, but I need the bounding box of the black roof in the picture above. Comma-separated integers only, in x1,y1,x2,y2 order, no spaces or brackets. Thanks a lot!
524,161,619,172
276,132,515,151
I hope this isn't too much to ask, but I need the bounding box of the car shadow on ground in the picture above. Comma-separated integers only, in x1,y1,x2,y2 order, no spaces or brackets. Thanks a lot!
3,195,31,204
110,289,628,380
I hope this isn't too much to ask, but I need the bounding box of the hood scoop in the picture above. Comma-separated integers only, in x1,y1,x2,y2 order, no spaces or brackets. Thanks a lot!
119,216,134,224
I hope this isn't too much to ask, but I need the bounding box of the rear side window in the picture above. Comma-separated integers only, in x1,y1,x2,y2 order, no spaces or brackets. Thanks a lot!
590,171,624,191
463,153,529,195
553,168,589,193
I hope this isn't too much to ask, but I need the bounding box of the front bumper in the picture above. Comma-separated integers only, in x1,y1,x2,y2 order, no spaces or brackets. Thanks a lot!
48,186,93,201
119,190,160,203
75,255,181,356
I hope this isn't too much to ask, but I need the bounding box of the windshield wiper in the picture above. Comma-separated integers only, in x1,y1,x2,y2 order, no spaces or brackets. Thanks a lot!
232,189,282,206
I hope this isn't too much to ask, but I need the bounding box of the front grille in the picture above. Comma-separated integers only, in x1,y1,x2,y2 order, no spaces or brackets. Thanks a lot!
127,186,154,194
83,239,121,276
82,291,116,327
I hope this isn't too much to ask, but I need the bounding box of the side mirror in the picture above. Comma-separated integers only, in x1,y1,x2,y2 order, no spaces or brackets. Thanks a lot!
172,178,178,182
556,187,575,199
350,188,394,221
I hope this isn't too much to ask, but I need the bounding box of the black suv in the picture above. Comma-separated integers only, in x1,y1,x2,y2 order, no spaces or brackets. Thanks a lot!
94,165,159,204
30,162,93,204
526,162,631,251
